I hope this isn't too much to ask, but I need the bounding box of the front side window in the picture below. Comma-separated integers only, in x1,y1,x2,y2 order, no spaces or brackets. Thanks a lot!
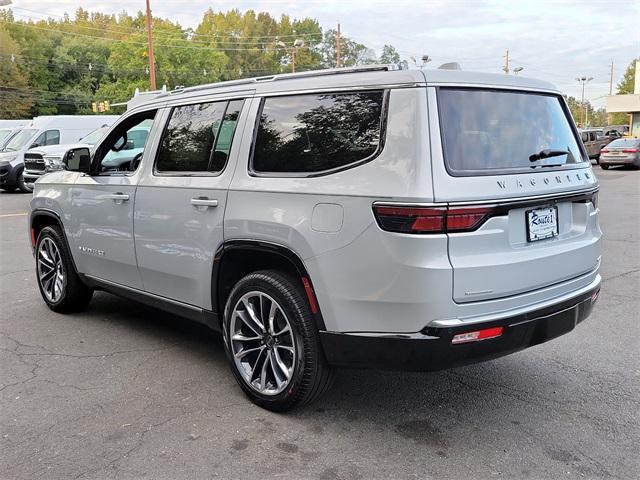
96,112,156,173
252,91,385,174
438,88,588,175
156,99,243,173
44,130,60,145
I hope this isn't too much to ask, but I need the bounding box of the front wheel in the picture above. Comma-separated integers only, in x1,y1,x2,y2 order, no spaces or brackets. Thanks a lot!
16,168,32,193
35,226,93,312
600,164,610,170
222,270,333,411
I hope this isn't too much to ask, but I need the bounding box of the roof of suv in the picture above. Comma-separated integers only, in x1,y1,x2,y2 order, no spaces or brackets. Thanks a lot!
133,65,559,110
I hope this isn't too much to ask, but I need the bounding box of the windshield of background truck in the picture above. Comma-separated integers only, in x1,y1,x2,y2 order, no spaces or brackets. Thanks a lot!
0,130,13,144
2,128,37,152
439,88,587,175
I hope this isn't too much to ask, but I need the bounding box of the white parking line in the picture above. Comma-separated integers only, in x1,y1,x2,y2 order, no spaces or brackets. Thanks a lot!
0,213,28,218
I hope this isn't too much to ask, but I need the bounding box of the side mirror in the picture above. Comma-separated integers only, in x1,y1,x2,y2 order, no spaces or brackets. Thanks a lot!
64,147,91,173
30,143,40,149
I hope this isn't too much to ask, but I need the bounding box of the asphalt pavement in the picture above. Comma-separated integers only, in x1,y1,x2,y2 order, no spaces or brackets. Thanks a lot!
1,167,638,480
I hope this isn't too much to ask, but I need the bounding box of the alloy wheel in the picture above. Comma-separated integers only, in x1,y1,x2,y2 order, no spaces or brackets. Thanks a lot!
37,237,65,303
229,291,296,396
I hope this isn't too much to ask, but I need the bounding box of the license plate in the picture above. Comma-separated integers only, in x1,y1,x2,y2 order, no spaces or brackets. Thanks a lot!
526,206,558,242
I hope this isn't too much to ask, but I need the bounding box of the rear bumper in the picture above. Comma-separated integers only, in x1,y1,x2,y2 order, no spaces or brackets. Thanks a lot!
599,156,638,166
320,277,600,371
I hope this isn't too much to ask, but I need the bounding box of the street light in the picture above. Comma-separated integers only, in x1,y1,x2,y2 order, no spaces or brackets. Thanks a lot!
276,37,305,73
576,76,594,127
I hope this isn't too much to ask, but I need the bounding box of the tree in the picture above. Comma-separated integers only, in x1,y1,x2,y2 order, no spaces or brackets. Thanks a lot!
319,29,376,68
0,27,33,118
379,45,400,64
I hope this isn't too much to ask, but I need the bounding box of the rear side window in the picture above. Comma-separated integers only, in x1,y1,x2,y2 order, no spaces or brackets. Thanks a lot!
156,99,243,173
252,91,385,175
438,88,587,175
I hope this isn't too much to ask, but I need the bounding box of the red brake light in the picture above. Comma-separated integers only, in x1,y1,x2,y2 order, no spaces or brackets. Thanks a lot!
373,205,495,234
600,149,609,153
446,207,494,232
622,149,639,153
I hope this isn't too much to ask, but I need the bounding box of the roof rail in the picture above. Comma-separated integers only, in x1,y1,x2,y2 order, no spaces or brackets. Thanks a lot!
161,64,399,98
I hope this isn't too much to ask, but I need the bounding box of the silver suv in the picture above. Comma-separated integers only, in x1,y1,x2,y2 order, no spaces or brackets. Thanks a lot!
28,66,602,411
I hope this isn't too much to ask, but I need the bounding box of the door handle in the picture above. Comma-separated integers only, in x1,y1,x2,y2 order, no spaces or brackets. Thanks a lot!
190,197,218,208
109,193,130,203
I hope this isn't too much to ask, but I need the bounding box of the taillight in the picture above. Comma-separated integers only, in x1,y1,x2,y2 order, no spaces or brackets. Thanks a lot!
373,205,496,234
600,149,609,153
622,149,639,153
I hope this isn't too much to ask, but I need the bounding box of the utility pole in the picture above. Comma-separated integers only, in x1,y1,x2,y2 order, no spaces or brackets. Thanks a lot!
502,49,509,74
145,0,157,90
336,23,342,68
608,61,614,95
607,61,614,125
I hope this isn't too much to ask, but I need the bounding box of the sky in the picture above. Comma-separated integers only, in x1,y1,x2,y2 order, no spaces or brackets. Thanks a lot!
3,0,639,108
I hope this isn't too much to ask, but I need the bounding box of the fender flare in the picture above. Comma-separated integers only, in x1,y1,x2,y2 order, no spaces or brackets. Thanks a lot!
212,239,327,331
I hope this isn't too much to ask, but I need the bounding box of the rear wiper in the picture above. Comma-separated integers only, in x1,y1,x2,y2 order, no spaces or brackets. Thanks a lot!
529,149,570,162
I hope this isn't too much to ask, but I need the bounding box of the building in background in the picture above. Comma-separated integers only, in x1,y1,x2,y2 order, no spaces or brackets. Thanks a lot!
606,60,640,137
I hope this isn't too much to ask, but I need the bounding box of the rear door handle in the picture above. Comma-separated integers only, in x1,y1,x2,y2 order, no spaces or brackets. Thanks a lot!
190,197,218,208
109,193,130,203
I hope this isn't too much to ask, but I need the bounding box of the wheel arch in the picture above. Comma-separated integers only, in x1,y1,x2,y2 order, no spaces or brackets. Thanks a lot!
30,209,80,273
213,240,326,332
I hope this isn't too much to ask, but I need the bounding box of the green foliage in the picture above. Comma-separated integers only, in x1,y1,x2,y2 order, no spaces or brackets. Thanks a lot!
0,26,33,118
0,7,401,117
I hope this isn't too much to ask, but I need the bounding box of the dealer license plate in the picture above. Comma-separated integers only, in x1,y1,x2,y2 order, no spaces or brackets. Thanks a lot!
526,206,558,242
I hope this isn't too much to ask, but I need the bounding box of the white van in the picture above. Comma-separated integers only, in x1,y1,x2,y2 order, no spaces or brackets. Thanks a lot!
0,115,118,192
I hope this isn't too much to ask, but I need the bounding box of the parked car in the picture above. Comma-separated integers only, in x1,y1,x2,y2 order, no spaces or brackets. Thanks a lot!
579,128,608,163
602,125,631,137
0,115,118,192
23,122,150,190
29,66,601,411
599,138,640,169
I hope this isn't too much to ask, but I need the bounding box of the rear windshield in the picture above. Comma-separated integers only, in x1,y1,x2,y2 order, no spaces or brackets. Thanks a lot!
438,88,587,175
607,138,639,148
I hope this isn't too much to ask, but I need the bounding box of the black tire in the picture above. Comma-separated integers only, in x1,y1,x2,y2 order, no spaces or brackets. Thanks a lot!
600,164,610,170
0,186,16,192
16,167,32,193
35,225,93,313
222,270,333,411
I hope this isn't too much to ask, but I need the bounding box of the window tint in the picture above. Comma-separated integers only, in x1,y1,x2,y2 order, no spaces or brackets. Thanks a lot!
156,100,239,173
209,100,243,172
581,132,589,142
439,88,586,175
252,91,385,174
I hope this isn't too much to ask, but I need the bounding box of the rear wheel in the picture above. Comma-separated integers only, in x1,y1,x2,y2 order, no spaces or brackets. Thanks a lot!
36,226,93,312
222,270,333,411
